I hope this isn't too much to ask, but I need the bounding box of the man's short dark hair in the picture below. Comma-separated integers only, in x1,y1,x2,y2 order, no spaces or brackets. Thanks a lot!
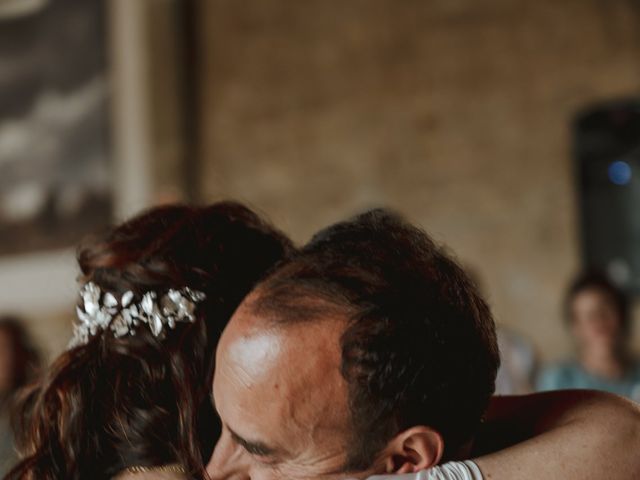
252,209,499,470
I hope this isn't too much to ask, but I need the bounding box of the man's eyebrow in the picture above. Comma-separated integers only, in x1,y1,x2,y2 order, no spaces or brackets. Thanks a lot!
228,427,278,457
210,394,279,457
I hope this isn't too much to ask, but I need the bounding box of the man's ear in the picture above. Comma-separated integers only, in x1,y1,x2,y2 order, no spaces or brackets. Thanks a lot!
380,426,444,474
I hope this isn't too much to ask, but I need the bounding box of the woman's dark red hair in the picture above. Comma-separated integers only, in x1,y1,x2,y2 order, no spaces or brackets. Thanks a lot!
5,202,293,480
0,317,40,399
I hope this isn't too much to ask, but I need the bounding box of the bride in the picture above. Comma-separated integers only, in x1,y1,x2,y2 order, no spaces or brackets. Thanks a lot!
5,202,293,480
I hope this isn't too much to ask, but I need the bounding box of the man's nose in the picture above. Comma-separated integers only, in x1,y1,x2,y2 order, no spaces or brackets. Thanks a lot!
206,431,251,480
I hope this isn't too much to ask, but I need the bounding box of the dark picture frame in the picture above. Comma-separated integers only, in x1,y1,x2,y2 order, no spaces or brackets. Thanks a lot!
0,0,112,256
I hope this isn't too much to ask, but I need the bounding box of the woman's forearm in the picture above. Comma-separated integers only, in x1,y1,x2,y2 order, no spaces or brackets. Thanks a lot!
473,390,640,479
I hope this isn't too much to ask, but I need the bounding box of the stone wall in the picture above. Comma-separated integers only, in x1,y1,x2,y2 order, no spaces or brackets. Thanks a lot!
197,0,640,360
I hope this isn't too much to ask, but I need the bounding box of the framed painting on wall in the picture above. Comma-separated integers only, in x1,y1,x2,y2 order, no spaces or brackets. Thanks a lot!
0,0,112,256
0,0,199,357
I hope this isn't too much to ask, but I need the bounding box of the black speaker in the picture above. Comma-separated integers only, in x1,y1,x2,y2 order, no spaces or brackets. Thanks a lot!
574,98,640,294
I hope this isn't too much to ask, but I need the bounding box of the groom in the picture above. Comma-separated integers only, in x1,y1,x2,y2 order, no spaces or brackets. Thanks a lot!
207,209,640,479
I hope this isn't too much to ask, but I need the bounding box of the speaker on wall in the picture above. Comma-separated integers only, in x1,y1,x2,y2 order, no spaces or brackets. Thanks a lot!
574,98,640,294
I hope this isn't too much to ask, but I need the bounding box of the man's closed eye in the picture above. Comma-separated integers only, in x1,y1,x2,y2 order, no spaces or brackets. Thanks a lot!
229,427,277,458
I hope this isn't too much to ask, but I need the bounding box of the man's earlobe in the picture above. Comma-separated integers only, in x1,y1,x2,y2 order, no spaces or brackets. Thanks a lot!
382,426,444,474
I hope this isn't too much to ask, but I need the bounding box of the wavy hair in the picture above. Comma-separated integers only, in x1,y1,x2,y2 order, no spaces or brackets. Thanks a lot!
6,202,293,480
0,317,40,401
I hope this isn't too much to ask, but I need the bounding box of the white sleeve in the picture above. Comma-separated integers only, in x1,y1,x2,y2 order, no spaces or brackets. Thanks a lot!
362,460,483,480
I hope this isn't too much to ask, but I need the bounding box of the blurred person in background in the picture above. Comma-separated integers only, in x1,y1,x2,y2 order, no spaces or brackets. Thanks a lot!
537,272,640,401
495,327,537,395
0,317,39,477
465,268,538,395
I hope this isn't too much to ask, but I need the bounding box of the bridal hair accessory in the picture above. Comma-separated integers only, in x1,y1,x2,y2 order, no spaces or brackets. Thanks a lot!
125,464,186,475
69,282,206,348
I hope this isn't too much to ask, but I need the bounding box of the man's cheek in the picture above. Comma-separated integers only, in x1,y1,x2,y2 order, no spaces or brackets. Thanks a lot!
207,432,253,478
241,463,290,480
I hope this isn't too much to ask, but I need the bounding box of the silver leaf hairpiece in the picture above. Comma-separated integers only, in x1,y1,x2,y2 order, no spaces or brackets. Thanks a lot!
68,282,206,349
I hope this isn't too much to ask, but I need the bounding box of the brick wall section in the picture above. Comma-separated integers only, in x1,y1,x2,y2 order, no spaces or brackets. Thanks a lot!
197,0,640,360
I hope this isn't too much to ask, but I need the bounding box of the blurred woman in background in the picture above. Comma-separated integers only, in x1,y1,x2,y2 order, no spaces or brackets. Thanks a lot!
6,202,293,480
537,272,640,401
0,317,39,476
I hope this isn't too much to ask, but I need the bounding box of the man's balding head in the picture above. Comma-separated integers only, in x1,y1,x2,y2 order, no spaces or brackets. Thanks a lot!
208,209,499,479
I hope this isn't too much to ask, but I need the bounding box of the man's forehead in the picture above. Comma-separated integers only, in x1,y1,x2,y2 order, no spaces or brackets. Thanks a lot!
215,301,351,452
219,305,346,387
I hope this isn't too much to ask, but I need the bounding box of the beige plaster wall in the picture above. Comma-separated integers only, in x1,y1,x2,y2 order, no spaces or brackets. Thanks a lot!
197,0,640,361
